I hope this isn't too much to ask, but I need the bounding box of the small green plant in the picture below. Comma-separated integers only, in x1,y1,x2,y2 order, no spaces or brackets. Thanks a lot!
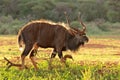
81,67,92,80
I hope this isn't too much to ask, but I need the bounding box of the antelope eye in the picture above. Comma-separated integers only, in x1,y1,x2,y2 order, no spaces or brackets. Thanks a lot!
80,32,86,36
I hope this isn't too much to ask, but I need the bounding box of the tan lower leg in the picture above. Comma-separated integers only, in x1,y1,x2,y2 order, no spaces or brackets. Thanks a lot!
33,42,39,50
21,55,26,69
30,57,38,71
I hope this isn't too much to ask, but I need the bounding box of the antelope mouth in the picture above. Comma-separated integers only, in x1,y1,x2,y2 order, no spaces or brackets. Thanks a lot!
79,37,89,46
79,42,85,46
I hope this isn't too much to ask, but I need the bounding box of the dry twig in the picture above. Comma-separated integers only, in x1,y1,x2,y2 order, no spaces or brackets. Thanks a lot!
4,57,28,70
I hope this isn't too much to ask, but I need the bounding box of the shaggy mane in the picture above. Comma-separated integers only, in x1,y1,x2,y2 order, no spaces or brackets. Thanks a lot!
24,19,70,30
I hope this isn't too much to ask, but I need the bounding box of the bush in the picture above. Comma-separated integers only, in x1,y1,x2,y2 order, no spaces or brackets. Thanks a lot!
107,11,120,22
105,0,120,22
70,21,81,28
0,24,9,34
95,19,110,32
86,22,103,36
0,16,24,35
70,21,106,36
0,15,13,23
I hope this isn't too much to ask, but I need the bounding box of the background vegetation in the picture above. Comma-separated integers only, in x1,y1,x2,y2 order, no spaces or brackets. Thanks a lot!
0,0,119,35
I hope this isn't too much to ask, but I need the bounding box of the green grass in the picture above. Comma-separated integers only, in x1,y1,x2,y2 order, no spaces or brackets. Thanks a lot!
0,35,120,80
0,61,120,80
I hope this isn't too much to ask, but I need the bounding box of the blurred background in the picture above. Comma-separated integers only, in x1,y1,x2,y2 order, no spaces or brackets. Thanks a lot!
0,0,119,36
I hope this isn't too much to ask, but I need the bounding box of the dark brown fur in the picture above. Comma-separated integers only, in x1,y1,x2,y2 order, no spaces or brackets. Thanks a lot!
18,20,88,70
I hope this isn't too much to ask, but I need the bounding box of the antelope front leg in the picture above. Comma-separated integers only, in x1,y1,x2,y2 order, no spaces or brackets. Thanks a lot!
57,50,65,63
51,49,57,58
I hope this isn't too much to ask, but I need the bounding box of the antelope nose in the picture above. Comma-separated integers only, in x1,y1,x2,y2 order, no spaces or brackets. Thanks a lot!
84,36,89,42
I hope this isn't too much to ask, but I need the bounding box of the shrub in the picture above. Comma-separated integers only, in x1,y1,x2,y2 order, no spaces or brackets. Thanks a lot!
86,22,103,35
70,21,81,28
0,15,13,23
0,16,24,35
98,23,110,32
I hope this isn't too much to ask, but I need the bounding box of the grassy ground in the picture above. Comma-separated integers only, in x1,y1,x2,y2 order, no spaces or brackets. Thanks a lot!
0,35,120,80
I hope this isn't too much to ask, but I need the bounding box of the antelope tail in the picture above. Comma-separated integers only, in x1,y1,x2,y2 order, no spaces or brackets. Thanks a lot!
18,32,24,52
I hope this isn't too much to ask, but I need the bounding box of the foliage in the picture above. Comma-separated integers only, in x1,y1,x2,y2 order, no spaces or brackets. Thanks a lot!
1,64,120,80
0,0,120,35
0,15,24,34
78,1,107,21
0,0,120,22
106,0,120,22
70,21,81,28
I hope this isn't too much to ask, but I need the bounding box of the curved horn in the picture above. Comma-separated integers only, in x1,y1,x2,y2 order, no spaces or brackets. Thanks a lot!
64,11,70,27
78,12,86,32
